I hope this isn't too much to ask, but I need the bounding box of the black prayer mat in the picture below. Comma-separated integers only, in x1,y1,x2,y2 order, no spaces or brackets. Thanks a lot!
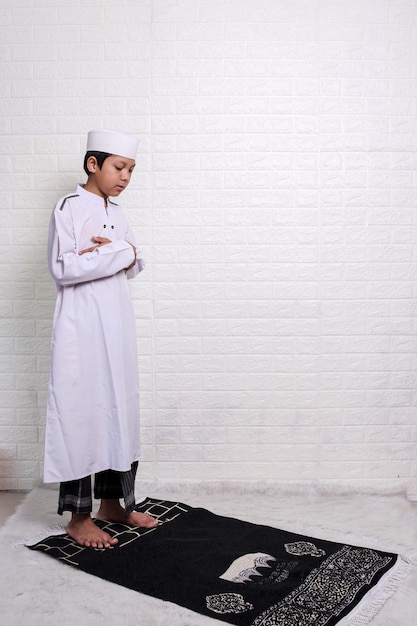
27,498,408,625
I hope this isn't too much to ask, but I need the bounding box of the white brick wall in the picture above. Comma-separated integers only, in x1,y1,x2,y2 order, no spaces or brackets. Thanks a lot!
1,0,416,495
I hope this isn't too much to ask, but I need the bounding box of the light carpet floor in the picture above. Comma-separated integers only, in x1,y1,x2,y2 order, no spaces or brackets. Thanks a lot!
1,481,416,626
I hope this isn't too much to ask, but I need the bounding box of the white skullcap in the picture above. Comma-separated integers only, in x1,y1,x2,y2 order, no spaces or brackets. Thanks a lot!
86,129,138,160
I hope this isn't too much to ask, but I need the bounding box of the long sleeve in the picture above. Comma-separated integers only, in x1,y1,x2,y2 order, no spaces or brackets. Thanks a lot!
124,220,145,279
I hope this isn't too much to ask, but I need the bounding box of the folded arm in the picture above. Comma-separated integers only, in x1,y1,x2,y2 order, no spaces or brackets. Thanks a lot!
48,211,137,287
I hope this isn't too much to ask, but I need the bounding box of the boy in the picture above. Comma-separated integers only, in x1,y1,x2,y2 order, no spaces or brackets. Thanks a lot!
44,129,156,549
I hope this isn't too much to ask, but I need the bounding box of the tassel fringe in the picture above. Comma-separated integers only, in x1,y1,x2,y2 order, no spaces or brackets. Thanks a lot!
342,555,415,625
14,523,68,548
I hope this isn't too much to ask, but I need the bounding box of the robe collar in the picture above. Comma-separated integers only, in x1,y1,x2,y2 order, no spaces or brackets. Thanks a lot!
75,184,114,207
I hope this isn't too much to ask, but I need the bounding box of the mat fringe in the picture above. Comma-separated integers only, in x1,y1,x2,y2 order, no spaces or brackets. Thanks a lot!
14,523,68,548
341,555,415,626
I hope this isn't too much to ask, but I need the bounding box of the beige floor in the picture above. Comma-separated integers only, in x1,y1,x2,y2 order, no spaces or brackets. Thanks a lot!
0,492,27,527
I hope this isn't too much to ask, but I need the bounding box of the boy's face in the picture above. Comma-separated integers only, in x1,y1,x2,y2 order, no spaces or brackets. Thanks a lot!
85,154,136,199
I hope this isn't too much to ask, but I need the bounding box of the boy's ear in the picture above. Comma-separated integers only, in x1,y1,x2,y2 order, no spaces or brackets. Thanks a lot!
86,155,98,175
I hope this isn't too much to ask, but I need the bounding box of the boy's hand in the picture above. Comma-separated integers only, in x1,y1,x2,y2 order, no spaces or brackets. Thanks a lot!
78,237,112,255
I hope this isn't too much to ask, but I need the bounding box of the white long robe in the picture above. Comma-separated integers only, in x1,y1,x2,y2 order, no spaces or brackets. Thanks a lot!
44,184,144,483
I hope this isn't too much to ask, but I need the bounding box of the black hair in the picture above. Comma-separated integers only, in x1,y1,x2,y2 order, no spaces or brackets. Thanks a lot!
83,151,111,176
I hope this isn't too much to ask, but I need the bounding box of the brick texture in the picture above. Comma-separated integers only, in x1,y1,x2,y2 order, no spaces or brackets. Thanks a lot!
1,0,416,496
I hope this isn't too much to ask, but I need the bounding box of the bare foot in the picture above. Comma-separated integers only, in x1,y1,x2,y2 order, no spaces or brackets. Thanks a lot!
67,514,119,549
97,499,158,529
126,510,158,528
